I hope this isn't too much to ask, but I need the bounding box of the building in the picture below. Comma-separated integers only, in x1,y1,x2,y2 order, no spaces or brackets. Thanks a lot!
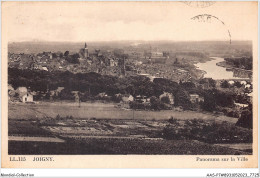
84,43,89,58
71,91,80,102
109,58,118,67
228,80,235,85
42,67,48,71
79,43,89,59
122,94,134,103
135,95,150,103
190,94,204,103
240,81,247,85
20,93,33,103
234,102,248,109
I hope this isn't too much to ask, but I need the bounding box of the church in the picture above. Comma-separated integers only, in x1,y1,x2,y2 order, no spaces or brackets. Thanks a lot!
79,42,89,59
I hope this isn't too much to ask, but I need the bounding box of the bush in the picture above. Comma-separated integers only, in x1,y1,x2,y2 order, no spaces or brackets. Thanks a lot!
174,89,192,110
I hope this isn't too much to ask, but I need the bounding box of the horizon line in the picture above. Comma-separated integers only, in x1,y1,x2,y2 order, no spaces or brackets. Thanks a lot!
8,39,252,43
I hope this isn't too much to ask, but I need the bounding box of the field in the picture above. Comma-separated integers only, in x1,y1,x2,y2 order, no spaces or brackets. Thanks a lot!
8,102,252,155
8,102,238,123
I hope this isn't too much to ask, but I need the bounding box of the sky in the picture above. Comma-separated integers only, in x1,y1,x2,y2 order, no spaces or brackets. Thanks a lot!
2,1,258,42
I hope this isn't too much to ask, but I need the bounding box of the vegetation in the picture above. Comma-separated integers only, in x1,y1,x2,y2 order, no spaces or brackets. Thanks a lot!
9,68,240,113
163,119,252,144
8,117,251,155
236,104,253,129
224,57,252,70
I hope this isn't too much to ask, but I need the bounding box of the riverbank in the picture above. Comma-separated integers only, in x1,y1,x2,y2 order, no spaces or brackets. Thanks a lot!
216,61,252,79
194,57,252,80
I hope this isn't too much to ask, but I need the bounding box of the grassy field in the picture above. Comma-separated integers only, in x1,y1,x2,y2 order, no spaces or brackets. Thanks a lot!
9,102,248,155
8,120,53,137
8,102,238,123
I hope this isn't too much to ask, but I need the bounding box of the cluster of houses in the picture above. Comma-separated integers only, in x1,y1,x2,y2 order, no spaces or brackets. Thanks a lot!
8,52,65,72
8,43,130,76
8,84,205,110
8,43,192,84
8,86,34,103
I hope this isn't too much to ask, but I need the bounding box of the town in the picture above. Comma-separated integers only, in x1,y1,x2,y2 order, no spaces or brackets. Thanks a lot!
8,41,253,155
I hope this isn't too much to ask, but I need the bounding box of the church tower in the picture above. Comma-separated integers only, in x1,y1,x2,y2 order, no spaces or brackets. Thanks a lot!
84,42,89,58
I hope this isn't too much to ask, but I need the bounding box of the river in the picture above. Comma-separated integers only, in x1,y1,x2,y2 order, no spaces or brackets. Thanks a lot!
195,57,250,80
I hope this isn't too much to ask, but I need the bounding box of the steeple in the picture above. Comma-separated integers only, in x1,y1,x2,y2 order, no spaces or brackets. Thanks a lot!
84,42,89,58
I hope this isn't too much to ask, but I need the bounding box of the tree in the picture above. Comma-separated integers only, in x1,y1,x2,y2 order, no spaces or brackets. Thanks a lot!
201,91,216,112
72,53,80,59
150,96,167,110
215,91,234,107
174,89,192,110
64,51,69,57
199,78,216,88
221,80,230,88
236,105,252,129
181,82,195,89
59,89,74,100
161,96,170,104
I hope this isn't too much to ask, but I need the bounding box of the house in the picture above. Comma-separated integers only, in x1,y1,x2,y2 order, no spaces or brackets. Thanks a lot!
240,81,247,85
135,95,150,103
159,92,174,105
72,91,80,102
245,84,251,89
122,94,134,103
190,94,204,103
20,93,33,103
42,67,48,71
134,61,143,66
228,80,235,85
56,87,65,93
109,58,118,67
97,92,108,98
234,102,248,109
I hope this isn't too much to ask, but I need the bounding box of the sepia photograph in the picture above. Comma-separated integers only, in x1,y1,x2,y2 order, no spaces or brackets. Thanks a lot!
1,1,258,169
